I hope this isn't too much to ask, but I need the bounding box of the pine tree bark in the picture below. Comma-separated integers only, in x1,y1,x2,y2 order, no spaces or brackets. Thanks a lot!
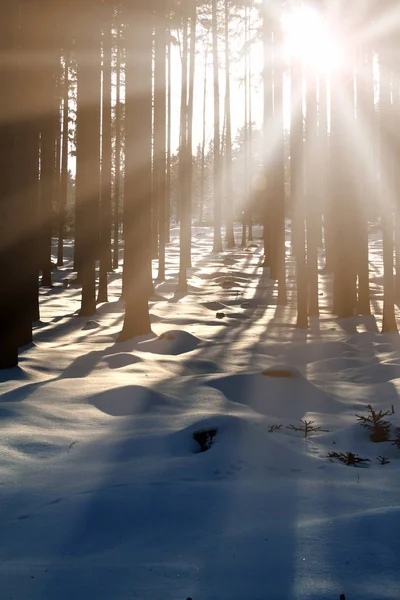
262,4,272,268
75,3,101,316
291,63,307,328
305,70,319,317
330,71,357,318
178,12,190,291
268,26,286,304
212,0,222,253
380,58,397,332
113,17,122,270
199,44,208,227
57,52,70,267
154,4,167,281
224,0,235,248
98,2,113,303
118,6,153,341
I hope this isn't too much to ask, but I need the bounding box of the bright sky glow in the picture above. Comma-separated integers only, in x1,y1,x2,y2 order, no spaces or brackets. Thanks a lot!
282,6,344,73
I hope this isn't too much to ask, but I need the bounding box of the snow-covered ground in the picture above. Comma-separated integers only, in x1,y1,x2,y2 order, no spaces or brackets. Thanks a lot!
1,225,400,600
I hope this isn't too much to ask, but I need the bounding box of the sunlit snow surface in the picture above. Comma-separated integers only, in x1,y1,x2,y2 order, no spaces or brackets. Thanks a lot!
1,225,400,600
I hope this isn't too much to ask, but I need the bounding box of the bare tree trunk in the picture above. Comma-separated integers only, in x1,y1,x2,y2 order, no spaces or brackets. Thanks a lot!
305,70,319,316
178,11,190,291
268,27,286,304
166,31,172,243
355,51,372,315
119,6,153,340
57,52,70,267
75,3,101,316
113,18,122,270
247,3,253,242
262,2,272,267
186,0,196,266
98,3,113,303
212,0,222,252
224,0,235,248
154,4,167,281
291,63,307,328
199,44,208,226
330,71,357,318
380,57,397,332
241,3,249,249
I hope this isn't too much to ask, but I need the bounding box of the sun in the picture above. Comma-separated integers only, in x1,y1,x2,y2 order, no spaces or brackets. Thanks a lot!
282,5,344,73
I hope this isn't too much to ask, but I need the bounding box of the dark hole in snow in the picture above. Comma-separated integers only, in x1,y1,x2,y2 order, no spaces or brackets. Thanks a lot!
262,369,297,378
193,429,218,452
216,312,226,319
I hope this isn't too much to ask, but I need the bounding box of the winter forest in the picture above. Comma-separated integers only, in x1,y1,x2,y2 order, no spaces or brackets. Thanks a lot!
1,1,400,599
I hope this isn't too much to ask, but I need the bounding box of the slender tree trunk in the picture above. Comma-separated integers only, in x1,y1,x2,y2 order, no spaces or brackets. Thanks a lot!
199,44,208,226
98,4,113,303
262,3,272,267
247,4,253,242
268,27,286,304
355,52,372,315
39,126,55,288
166,31,172,243
178,11,190,291
212,0,222,252
241,4,249,249
186,0,196,266
57,52,70,267
113,18,122,270
291,63,307,328
119,6,153,340
224,0,235,248
380,57,397,332
305,70,319,316
154,4,167,281
75,4,101,316
330,70,357,317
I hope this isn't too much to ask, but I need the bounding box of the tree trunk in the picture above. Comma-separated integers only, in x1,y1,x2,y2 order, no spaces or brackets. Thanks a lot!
212,0,222,253
305,70,319,317
75,3,101,316
199,44,208,226
113,17,122,270
166,31,172,243
268,27,286,304
98,3,113,303
330,71,357,318
262,3,272,267
224,0,235,248
380,58,397,332
118,6,153,341
177,12,190,291
291,63,307,328
57,52,70,267
154,4,167,281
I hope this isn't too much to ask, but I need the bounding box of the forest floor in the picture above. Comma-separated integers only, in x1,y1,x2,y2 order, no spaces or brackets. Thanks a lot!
1,224,400,600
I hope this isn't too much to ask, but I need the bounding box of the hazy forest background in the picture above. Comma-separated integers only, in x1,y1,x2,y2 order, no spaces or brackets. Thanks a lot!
2,0,400,369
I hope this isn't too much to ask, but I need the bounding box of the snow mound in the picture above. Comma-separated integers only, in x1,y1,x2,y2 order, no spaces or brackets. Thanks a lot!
90,385,172,417
81,320,100,330
101,353,143,369
136,329,202,355
309,358,400,383
207,369,342,420
170,414,318,470
262,340,357,366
